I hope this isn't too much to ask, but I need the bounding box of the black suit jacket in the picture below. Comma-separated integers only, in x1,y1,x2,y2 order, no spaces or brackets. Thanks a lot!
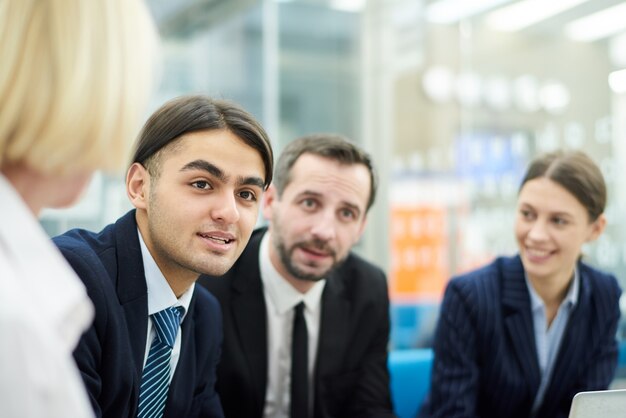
198,228,395,418
53,210,224,418
420,255,622,418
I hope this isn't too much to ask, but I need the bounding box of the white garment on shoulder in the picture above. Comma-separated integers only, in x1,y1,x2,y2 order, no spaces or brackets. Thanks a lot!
0,174,95,417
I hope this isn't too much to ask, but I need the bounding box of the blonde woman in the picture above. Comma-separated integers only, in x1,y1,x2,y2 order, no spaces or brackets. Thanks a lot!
0,1,157,417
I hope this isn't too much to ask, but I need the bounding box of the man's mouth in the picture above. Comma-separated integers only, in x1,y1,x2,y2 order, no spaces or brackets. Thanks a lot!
199,233,234,244
298,243,334,258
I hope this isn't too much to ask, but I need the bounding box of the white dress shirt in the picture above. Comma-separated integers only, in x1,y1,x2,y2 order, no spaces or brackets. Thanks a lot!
137,230,194,383
259,233,326,418
0,174,95,417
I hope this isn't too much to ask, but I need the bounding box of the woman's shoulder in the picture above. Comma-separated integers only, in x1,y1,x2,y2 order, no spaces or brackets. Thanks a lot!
578,260,621,296
450,255,521,288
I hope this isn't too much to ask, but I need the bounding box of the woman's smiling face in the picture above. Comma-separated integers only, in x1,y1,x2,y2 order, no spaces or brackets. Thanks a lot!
515,177,604,285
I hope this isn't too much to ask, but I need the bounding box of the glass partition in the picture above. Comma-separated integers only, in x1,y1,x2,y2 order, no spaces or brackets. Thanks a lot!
41,0,626,375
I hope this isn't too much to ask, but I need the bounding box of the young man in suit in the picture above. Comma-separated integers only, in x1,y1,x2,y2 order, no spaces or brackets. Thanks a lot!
199,133,395,418
53,95,274,418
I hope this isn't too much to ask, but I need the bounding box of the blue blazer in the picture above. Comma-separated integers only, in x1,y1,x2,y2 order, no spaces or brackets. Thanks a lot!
53,210,224,418
420,255,621,418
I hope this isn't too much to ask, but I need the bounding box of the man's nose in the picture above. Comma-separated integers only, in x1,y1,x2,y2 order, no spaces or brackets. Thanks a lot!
210,191,240,224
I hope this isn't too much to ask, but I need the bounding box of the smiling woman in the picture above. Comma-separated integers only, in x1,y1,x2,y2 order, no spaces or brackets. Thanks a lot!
515,152,607,318
516,176,602,309
421,150,622,418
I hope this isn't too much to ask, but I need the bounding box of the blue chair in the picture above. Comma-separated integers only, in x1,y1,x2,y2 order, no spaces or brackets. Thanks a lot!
388,348,434,418
390,303,439,349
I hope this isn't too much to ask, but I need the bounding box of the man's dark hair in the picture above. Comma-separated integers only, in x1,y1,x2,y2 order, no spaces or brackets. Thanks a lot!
132,95,273,188
273,133,377,211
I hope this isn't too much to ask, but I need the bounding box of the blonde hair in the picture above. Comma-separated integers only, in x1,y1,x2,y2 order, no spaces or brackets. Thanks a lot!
0,0,158,175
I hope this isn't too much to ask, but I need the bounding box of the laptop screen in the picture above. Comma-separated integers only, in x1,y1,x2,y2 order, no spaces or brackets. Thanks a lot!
568,389,626,418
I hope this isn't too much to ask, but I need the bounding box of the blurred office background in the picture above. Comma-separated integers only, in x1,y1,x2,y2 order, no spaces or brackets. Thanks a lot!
42,0,626,384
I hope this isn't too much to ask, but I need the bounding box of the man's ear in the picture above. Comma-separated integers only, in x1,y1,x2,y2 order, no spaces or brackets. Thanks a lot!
262,185,277,221
126,162,150,210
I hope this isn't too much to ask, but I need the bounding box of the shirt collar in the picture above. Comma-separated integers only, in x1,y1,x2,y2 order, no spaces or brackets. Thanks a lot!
259,231,326,315
137,228,193,321
525,267,579,312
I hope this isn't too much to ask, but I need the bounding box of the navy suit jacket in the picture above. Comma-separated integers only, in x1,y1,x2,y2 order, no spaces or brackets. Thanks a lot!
420,255,621,418
198,228,395,418
53,210,224,418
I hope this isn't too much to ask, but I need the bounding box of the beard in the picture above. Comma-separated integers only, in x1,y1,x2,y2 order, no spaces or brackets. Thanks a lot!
276,237,342,282
270,216,349,282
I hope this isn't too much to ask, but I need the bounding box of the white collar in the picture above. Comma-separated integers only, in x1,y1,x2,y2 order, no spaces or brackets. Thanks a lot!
137,228,194,320
259,231,325,316
525,267,580,312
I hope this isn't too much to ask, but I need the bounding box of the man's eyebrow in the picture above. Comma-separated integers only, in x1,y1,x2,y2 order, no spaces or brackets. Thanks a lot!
298,190,323,199
342,201,362,214
180,160,227,183
181,159,265,188
239,176,265,189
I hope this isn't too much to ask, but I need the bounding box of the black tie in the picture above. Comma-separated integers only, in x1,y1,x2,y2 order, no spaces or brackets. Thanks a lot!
291,302,308,418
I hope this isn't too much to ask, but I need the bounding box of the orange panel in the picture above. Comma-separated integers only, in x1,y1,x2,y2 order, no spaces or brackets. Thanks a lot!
389,206,449,301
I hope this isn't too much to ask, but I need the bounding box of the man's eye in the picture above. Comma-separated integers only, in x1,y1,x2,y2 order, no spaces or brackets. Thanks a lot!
302,199,316,209
192,181,211,190
239,190,257,201
340,209,356,220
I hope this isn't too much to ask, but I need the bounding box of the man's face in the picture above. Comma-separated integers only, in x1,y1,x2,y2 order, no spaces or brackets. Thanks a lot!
263,153,370,282
129,129,266,283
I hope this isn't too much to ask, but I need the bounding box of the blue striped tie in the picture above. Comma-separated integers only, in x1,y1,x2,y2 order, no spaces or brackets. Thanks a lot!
137,306,184,418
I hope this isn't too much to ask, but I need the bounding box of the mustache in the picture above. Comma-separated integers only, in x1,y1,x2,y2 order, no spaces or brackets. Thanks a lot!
294,238,336,257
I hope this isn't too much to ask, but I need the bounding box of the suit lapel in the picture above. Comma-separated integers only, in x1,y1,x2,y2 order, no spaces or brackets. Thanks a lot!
165,292,196,416
114,210,150,380
501,256,541,397
231,231,269,410
539,264,592,413
314,270,350,404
